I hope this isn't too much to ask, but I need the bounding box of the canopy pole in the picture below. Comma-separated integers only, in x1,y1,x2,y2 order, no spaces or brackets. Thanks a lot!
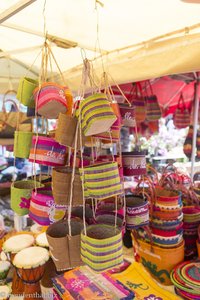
191,78,200,179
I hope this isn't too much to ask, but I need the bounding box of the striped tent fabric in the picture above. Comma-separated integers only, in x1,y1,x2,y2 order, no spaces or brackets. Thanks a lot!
79,93,117,136
81,224,123,272
80,162,123,200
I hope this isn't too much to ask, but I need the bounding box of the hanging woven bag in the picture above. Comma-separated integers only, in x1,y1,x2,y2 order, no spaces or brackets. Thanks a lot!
174,93,190,129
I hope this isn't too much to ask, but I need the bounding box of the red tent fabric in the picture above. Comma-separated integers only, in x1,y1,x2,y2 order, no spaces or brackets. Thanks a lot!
113,76,196,117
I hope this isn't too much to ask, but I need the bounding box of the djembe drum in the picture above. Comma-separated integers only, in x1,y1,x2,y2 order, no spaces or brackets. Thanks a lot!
0,285,10,300
13,246,49,300
36,232,56,288
2,233,35,295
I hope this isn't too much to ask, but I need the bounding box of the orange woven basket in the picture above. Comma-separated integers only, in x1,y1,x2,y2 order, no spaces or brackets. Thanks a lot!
132,235,184,286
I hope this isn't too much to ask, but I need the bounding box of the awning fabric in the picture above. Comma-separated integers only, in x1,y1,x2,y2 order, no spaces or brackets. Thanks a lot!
1,1,200,93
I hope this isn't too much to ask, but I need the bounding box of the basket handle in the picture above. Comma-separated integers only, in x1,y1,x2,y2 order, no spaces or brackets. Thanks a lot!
2,90,18,112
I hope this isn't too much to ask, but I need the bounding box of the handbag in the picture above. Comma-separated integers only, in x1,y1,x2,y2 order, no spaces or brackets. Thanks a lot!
0,90,32,138
174,93,190,129
130,83,146,123
183,125,200,160
145,81,161,121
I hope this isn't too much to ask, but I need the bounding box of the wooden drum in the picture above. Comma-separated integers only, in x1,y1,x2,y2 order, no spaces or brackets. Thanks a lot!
13,246,49,300
36,232,56,288
2,233,34,295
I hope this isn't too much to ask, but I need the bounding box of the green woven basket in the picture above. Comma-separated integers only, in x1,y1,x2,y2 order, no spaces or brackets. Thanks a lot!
14,131,33,159
16,77,38,107
11,180,44,216
81,224,123,272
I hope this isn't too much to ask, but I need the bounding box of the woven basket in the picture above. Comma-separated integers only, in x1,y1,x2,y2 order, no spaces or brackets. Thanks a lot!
81,162,122,200
16,77,38,107
52,167,83,206
97,196,123,212
122,151,146,176
197,240,200,258
29,187,66,226
14,131,33,159
46,219,83,271
126,195,149,229
119,103,136,127
29,136,66,167
81,224,123,272
132,235,184,286
33,82,68,119
80,93,117,136
55,113,78,148
95,212,125,236
11,180,43,216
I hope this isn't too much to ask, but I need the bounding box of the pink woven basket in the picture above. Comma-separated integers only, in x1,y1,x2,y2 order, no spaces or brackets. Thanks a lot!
29,136,66,167
33,82,68,119
29,187,66,226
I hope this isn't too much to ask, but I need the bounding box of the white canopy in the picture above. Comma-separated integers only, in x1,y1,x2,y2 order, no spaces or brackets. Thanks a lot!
1,0,200,93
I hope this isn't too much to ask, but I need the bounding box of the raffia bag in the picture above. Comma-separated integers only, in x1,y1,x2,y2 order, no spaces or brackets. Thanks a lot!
132,235,184,286
55,113,78,148
81,224,123,272
46,218,83,271
52,167,83,206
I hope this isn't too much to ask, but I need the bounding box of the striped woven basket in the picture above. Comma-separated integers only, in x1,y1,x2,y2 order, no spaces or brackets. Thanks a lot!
29,136,66,167
79,93,117,136
80,162,123,200
81,224,123,272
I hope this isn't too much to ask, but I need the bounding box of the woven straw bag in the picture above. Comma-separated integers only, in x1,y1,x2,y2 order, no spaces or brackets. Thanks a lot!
14,131,33,159
79,93,117,136
55,113,78,148
52,167,83,206
16,77,38,108
29,136,66,167
80,162,123,200
132,235,184,286
174,93,190,129
81,224,123,272
29,187,66,226
33,82,68,119
11,180,44,216
46,218,83,271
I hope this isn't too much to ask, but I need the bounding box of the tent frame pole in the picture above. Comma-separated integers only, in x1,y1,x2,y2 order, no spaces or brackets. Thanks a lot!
191,77,200,179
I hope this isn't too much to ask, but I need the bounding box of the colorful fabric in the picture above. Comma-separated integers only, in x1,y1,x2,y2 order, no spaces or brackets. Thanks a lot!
79,93,117,136
80,162,123,200
113,262,179,300
53,265,134,300
81,224,123,272
173,93,190,129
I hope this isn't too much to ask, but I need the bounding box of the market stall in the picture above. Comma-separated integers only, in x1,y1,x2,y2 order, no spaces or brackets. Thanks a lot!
0,1,200,300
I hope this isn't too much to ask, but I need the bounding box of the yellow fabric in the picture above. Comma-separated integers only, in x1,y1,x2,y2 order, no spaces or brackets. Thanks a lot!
112,262,180,300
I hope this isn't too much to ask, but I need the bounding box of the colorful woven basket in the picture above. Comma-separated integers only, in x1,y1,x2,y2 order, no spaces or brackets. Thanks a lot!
29,136,66,167
170,261,200,299
29,187,66,226
132,235,184,285
11,180,43,216
125,194,149,229
95,211,125,236
80,162,123,200
52,167,83,206
119,103,136,127
46,218,83,271
33,82,68,119
79,93,117,136
81,224,123,272
122,151,146,176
